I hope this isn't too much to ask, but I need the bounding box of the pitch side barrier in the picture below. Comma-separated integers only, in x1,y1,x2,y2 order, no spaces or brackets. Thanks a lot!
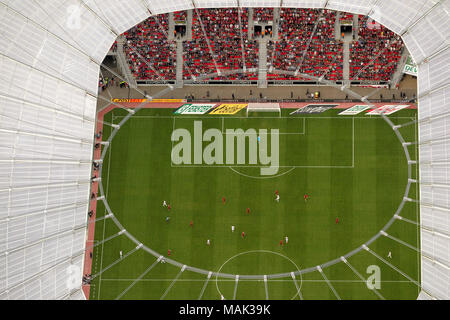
184,98,417,104
136,80,390,86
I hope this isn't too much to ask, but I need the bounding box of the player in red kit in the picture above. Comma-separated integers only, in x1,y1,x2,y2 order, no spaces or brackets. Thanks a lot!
336,217,339,224
275,190,279,196
168,204,171,211
246,208,250,214
189,220,193,227
222,197,226,204
168,249,171,256
304,193,308,202
279,240,283,246
241,232,245,238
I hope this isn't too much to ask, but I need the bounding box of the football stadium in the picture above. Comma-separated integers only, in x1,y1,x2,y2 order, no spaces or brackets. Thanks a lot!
0,0,448,303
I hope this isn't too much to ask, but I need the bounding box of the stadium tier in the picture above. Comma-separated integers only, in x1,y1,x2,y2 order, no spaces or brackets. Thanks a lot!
123,14,177,80
350,16,405,81
268,8,343,81
120,8,403,83
0,0,448,302
184,8,258,80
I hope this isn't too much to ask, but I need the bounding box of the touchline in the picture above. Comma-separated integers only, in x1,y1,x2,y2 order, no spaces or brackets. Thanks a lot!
171,120,280,176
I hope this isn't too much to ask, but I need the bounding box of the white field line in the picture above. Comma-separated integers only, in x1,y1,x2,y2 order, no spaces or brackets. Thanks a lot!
171,116,305,135
100,278,418,283
343,260,385,300
264,278,269,300
114,115,416,119
115,258,160,300
415,112,420,296
352,117,355,167
220,117,305,135
365,247,420,287
171,117,354,168
171,165,354,168
171,117,176,158
91,240,101,298
228,166,297,180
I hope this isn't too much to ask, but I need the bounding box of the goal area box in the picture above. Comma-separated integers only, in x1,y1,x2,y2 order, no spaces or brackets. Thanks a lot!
247,103,281,117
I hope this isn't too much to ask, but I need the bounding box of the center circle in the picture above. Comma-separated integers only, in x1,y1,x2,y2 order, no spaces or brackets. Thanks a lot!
228,166,296,179
215,250,303,300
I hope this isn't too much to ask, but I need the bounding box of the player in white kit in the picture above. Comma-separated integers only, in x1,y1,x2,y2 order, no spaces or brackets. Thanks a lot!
163,200,167,207
285,236,288,244
231,225,235,232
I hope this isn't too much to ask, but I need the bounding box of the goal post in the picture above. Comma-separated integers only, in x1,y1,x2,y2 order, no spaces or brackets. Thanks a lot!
246,103,281,117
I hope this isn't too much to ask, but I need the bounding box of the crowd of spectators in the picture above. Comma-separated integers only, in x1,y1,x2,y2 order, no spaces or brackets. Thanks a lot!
174,10,187,21
339,13,353,23
253,8,273,23
120,8,402,83
183,8,258,80
268,9,343,81
98,75,117,92
349,16,404,81
123,14,176,80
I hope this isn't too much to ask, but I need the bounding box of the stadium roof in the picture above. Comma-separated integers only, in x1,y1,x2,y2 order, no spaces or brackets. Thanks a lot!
0,0,448,300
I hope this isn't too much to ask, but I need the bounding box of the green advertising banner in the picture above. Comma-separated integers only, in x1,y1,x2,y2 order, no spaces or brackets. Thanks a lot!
338,105,372,115
403,56,417,76
174,104,217,114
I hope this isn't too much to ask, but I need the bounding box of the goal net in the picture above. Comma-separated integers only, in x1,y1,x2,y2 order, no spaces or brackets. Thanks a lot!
246,103,281,117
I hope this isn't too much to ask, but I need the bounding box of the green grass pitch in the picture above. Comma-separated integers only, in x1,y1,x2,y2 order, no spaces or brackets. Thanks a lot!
90,107,420,300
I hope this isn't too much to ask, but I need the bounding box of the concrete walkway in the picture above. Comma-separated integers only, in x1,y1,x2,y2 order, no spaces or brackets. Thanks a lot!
116,36,137,88
342,32,353,84
335,12,341,41
176,40,184,86
258,39,268,88
272,7,280,40
353,14,359,41
391,48,410,87
97,78,417,111
187,10,193,40
168,12,174,39
248,8,254,38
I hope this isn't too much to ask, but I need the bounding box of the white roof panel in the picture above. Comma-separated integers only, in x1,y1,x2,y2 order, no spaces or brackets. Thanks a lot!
0,0,448,300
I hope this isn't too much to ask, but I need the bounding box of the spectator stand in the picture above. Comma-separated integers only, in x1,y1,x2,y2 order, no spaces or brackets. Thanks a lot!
349,15,404,82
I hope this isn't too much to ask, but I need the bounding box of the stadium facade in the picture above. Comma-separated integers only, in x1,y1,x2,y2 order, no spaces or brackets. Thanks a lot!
0,0,448,300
